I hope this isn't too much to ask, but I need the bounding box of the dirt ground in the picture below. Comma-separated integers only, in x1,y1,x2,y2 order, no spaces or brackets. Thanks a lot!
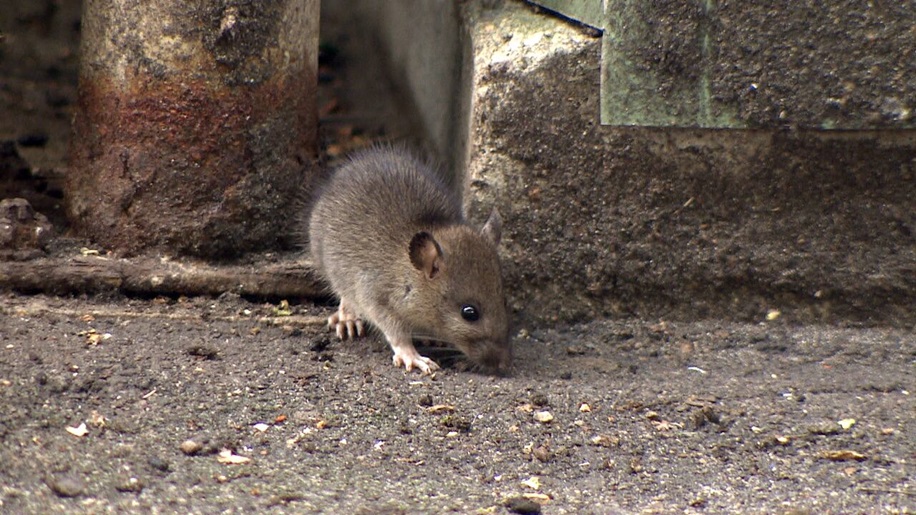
1,1,914,514
0,293,913,513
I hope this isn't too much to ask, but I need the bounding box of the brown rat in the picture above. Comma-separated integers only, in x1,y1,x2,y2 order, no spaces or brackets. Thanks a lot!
308,145,510,374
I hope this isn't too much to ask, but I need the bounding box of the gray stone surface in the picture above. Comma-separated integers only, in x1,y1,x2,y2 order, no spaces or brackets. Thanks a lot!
463,1,914,325
533,0,916,129
320,0,913,327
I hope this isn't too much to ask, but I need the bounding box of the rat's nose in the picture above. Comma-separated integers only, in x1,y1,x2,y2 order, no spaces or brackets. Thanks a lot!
480,344,512,376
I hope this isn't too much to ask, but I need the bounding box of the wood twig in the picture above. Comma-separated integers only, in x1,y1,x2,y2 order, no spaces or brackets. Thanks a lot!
0,255,328,300
1,299,328,328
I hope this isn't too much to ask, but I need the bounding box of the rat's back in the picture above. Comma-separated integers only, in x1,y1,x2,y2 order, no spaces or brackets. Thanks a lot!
308,146,463,279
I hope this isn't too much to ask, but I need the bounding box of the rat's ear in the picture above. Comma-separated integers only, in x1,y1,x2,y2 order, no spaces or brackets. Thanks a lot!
409,231,443,279
480,209,502,247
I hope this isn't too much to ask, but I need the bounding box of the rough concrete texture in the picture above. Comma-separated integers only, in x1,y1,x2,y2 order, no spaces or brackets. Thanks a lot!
710,1,915,129
534,0,915,129
464,1,915,326
67,0,320,258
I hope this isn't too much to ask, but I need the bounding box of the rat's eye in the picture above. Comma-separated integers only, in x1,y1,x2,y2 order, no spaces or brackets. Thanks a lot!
460,304,480,322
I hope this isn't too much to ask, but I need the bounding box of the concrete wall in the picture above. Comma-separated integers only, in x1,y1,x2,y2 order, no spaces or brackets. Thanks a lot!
463,1,914,326
323,0,914,326
534,0,916,129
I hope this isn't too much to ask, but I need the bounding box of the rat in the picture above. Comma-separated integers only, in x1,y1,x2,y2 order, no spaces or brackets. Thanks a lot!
308,145,510,374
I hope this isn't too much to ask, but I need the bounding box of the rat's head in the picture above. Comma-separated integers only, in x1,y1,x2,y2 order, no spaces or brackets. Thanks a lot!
408,209,511,374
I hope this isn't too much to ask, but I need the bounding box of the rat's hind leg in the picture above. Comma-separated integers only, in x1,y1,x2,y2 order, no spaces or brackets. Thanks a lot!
328,298,365,340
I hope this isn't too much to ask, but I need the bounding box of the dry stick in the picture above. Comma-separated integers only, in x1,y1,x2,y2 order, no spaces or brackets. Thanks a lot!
0,256,327,299
3,300,327,328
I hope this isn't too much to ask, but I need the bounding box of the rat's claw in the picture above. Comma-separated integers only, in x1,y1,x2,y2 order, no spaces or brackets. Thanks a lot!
341,319,363,339
328,302,364,340
354,319,365,337
392,348,440,374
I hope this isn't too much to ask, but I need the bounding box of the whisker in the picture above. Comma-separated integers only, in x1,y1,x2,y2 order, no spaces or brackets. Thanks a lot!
412,333,455,347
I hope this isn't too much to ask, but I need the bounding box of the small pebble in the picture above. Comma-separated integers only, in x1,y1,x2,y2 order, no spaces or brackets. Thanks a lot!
565,345,587,355
533,445,551,463
533,411,554,423
115,476,144,493
530,393,549,407
506,496,542,514
180,439,203,455
186,345,218,360
148,456,171,473
308,336,331,352
47,476,85,498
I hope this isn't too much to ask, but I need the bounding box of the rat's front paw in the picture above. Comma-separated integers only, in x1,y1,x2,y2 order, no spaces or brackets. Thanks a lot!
392,347,440,374
328,301,364,340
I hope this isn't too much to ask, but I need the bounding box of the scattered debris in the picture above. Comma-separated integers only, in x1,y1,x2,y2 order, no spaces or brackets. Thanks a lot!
114,476,143,493
426,404,455,414
217,449,251,465
820,450,867,462
77,328,111,345
521,476,541,490
440,415,472,433
273,300,293,317
838,418,856,430
532,444,551,463
589,435,620,447
66,422,88,437
0,197,53,253
187,345,218,360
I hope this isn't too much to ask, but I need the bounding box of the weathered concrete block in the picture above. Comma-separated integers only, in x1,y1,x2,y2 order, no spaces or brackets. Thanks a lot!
464,1,914,325
534,0,916,129
317,0,913,325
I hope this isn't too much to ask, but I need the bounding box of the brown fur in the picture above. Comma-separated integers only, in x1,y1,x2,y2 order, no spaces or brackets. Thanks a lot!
308,145,510,373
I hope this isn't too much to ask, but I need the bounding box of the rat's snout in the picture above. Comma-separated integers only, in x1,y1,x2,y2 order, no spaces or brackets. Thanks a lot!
476,342,512,376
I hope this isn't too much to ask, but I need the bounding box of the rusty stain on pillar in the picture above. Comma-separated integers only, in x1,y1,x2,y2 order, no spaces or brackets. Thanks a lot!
68,0,320,258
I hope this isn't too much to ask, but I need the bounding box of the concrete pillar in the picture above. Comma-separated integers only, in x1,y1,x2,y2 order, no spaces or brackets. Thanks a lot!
68,0,320,257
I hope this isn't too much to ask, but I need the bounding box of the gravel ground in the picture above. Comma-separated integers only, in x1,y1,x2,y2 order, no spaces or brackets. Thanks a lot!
1,293,912,514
